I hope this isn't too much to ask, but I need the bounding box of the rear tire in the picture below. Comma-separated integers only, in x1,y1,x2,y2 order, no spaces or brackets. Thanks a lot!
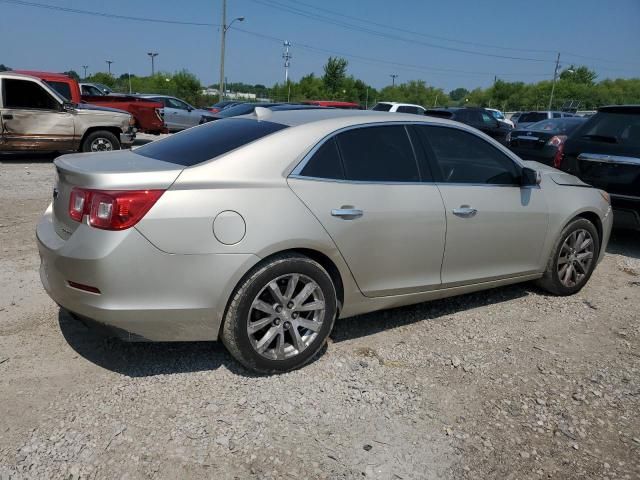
536,218,599,296
80,130,121,153
221,253,337,374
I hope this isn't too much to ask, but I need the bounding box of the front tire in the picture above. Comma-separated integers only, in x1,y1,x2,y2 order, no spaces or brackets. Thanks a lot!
81,130,121,153
536,218,600,295
221,254,337,374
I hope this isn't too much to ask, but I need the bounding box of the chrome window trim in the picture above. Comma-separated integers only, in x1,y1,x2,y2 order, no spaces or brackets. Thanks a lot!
289,120,525,181
288,174,522,188
578,153,640,166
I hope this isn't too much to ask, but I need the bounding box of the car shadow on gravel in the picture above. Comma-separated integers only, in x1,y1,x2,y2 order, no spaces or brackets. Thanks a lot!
331,284,530,343
0,152,58,163
57,309,249,378
607,229,640,260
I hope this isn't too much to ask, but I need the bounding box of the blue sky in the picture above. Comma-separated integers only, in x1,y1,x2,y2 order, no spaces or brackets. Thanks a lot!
1,0,639,91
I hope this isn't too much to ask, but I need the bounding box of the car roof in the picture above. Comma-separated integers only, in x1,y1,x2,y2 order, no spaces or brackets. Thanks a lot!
247,108,459,128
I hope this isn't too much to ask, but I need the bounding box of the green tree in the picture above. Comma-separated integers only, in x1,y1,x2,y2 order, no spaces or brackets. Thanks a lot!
322,57,348,97
560,65,597,85
449,87,469,102
86,72,117,88
63,70,80,82
0,64,11,72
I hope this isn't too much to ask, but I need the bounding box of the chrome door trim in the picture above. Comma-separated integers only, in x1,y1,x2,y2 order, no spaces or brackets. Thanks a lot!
288,120,526,177
288,174,522,188
578,153,640,166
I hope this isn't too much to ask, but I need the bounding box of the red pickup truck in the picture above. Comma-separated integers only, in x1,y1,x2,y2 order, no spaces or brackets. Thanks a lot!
16,71,167,134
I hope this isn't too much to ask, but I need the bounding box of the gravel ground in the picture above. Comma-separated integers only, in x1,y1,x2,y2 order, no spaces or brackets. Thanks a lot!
0,156,638,480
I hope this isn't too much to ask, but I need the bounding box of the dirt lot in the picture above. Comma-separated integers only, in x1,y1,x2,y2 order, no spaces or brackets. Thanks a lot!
0,156,638,480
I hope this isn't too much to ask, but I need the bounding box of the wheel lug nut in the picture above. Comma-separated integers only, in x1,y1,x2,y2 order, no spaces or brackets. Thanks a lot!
273,318,281,326
275,305,282,313
287,302,294,309
292,312,299,319
283,321,291,329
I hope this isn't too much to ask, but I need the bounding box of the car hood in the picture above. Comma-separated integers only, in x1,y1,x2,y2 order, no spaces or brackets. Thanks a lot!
523,160,590,187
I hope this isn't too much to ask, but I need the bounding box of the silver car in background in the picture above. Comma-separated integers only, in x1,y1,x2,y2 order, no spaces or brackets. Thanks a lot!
137,94,214,131
37,109,613,373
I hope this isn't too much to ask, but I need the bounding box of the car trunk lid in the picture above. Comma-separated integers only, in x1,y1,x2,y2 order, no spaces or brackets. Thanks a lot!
52,150,183,239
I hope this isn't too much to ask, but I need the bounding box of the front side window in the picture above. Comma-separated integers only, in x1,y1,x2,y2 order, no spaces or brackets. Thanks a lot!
167,98,190,110
416,126,520,185
481,112,496,124
3,79,59,110
335,125,419,182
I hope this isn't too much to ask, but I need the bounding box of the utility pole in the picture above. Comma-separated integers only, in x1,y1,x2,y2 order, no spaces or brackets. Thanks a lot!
390,74,398,87
282,40,292,84
218,0,245,102
105,60,113,75
82,65,88,79
548,52,561,111
147,52,158,76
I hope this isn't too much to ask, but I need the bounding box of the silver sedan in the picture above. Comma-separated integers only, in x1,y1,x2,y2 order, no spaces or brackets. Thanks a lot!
37,109,613,373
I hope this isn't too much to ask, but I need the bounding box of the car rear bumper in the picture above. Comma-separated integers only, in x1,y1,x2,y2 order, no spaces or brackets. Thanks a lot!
36,204,260,341
611,195,640,230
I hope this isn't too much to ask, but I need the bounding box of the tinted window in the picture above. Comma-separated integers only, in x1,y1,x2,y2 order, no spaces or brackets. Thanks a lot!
335,125,419,182
397,106,420,114
528,118,585,133
576,112,640,147
371,103,392,112
134,118,288,166
82,85,104,96
416,126,520,185
217,103,263,118
425,110,453,119
3,79,59,110
45,81,72,101
519,112,548,123
481,112,496,124
300,138,344,179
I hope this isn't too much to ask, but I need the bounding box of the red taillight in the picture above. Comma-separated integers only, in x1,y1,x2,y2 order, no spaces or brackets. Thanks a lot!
553,143,565,169
68,188,164,230
547,135,567,147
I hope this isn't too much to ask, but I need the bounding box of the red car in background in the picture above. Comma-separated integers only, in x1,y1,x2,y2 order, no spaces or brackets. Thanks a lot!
302,100,363,109
16,71,168,134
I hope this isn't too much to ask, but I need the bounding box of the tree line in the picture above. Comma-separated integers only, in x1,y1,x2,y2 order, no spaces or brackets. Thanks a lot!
2,59,639,111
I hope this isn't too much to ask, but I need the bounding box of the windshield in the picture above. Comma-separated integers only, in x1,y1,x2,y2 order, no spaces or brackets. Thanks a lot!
575,112,640,147
372,103,392,112
518,112,548,123
489,110,505,120
134,118,288,166
526,118,585,133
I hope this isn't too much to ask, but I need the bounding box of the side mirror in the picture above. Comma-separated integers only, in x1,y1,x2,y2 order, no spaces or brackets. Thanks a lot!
521,167,541,186
62,101,76,112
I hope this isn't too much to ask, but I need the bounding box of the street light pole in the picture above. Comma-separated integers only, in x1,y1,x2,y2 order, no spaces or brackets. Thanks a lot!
390,74,398,87
147,52,159,76
218,0,245,102
105,60,113,75
82,65,88,79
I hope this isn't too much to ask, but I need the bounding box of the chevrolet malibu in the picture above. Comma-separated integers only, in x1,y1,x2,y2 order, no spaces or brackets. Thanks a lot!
37,109,613,373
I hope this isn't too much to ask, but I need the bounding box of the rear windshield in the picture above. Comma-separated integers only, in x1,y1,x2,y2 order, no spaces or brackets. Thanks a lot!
371,103,392,112
527,118,585,133
519,112,548,123
424,110,454,119
134,118,288,166
575,112,640,147
45,81,72,101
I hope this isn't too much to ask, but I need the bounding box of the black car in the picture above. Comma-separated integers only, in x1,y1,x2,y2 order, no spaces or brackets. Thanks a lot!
424,107,512,144
508,117,586,165
558,105,640,230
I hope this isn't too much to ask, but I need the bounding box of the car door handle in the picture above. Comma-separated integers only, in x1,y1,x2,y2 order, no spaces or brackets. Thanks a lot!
452,206,477,218
331,208,363,219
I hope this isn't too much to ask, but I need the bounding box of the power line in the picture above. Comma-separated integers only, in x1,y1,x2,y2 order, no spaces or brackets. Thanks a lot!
0,0,219,26
249,0,553,63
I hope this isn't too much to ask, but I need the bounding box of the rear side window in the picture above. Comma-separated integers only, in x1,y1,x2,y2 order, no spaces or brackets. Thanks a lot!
300,137,344,179
576,112,640,147
335,125,419,182
2,79,59,110
371,103,392,112
519,112,547,123
134,118,288,166
416,126,520,185
397,106,420,114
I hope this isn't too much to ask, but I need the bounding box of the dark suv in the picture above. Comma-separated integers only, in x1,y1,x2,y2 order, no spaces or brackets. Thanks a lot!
558,105,640,230
424,107,512,144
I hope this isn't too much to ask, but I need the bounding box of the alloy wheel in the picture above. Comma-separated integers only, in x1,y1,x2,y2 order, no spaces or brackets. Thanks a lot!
557,229,595,288
247,273,326,360
90,138,113,152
